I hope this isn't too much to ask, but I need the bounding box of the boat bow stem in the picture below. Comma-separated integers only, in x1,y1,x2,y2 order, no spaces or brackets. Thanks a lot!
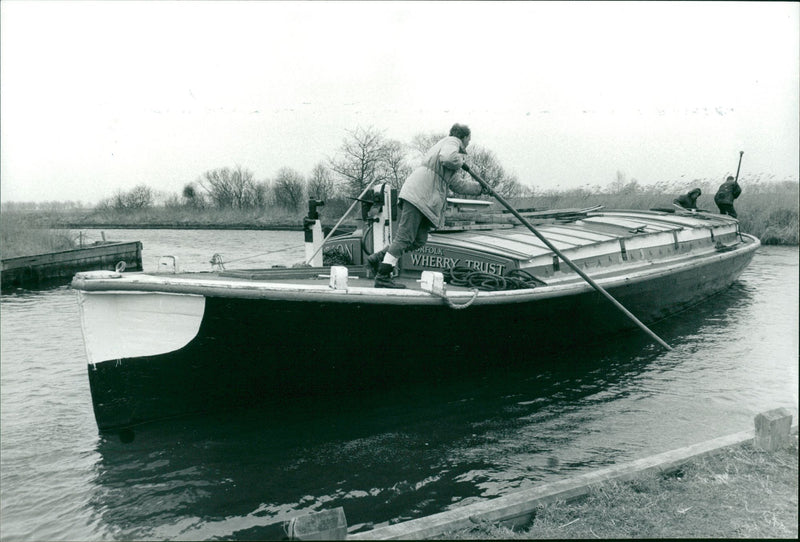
464,168,673,351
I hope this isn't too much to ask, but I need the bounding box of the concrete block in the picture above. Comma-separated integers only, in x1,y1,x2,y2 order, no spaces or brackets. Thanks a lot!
754,408,793,451
329,266,348,290
286,507,347,540
420,271,445,295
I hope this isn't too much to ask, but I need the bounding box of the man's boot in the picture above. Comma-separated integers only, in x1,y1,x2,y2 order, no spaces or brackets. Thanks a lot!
366,249,386,277
374,263,406,289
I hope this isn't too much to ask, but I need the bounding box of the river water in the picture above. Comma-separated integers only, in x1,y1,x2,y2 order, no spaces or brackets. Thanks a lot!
1,229,797,540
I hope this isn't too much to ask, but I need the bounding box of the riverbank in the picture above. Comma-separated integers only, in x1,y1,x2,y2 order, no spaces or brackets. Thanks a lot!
28,193,800,244
2,179,797,259
61,222,305,231
444,436,798,539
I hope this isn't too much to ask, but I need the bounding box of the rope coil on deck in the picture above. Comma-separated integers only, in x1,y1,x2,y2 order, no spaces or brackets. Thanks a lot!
425,266,546,310
443,265,546,291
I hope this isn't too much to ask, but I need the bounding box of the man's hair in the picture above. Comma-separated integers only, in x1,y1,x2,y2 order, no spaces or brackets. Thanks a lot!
726,176,735,181
690,188,702,196
449,123,471,139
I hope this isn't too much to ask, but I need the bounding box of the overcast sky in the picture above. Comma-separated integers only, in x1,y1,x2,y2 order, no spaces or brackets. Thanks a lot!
1,1,797,203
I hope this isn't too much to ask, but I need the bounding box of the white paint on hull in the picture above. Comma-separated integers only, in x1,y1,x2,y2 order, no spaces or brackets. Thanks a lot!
76,291,205,366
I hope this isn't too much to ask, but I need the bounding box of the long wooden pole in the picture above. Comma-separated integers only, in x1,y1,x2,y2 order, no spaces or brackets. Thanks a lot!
732,151,745,241
464,168,672,351
734,151,744,183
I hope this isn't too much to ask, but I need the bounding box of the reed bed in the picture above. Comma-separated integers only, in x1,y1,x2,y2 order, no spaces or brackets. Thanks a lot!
0,213,76,259
509,177,798,245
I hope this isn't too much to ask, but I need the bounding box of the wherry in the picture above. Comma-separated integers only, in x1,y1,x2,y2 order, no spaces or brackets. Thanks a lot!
72,181,759,430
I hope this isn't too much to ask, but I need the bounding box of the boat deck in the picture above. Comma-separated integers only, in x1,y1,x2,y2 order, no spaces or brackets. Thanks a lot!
72,208,757,304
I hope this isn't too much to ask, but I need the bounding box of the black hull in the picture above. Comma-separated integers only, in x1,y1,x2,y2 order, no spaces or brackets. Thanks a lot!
87,246,756,430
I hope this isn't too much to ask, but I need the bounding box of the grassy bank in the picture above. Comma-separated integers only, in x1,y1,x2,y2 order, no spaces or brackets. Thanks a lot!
445,435,798,539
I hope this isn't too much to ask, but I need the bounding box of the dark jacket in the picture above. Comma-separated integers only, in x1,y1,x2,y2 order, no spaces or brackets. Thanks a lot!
674,190,701,209
714,179,742,205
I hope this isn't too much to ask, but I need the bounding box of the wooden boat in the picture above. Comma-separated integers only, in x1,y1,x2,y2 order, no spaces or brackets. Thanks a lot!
71,184,759,430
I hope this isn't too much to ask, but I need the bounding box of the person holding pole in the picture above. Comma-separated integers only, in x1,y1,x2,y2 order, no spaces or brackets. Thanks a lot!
714,152,744,218
366,123,485,288
714,176,742,217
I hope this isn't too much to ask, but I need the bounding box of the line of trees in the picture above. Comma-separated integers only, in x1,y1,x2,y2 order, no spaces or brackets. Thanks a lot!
93,126,527,213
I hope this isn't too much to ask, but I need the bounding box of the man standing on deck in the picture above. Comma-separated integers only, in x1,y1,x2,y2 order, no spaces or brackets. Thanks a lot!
366,123,486,288
714,175,742,218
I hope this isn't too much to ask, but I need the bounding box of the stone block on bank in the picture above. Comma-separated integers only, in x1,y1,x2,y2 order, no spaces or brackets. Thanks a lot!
285,507,347,540
754,408,793,451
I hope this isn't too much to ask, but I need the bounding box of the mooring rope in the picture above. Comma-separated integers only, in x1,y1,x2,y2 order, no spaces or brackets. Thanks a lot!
427,288,480,310
219,245,301,266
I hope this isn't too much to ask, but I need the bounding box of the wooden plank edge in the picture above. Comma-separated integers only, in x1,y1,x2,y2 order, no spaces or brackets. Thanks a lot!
1,242,142,269
348,423,798,540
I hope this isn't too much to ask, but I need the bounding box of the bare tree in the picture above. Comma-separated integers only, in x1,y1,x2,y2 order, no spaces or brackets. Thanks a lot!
609,170,641,194
464,145,523,198
113,184,154,210
328,126,390,197
182,183,206,208
409,132,446,158
273,167,306,211
253,181,272,208
379,139,413,190
198,166,259,209
307,162,336,201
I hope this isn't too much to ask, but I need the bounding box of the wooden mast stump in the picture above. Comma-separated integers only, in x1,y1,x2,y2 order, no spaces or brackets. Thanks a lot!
754,408,793,452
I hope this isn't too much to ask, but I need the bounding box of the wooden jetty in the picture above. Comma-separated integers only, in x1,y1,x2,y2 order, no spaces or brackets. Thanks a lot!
1,241,142,289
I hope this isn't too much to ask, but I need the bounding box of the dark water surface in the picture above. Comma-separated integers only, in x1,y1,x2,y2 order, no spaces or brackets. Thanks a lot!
1,229,797,540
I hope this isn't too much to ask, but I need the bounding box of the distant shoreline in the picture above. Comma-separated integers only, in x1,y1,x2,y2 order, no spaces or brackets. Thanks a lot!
59,223,305,231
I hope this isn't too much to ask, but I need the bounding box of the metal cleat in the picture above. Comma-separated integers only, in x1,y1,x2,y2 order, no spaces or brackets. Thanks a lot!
157,255,180,274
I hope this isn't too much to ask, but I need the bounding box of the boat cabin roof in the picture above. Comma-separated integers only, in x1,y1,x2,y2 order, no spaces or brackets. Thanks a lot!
430,208,739,261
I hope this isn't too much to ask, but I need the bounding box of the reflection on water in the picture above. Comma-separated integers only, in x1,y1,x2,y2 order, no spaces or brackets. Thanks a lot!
1,234,796,541
90,333,666,539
